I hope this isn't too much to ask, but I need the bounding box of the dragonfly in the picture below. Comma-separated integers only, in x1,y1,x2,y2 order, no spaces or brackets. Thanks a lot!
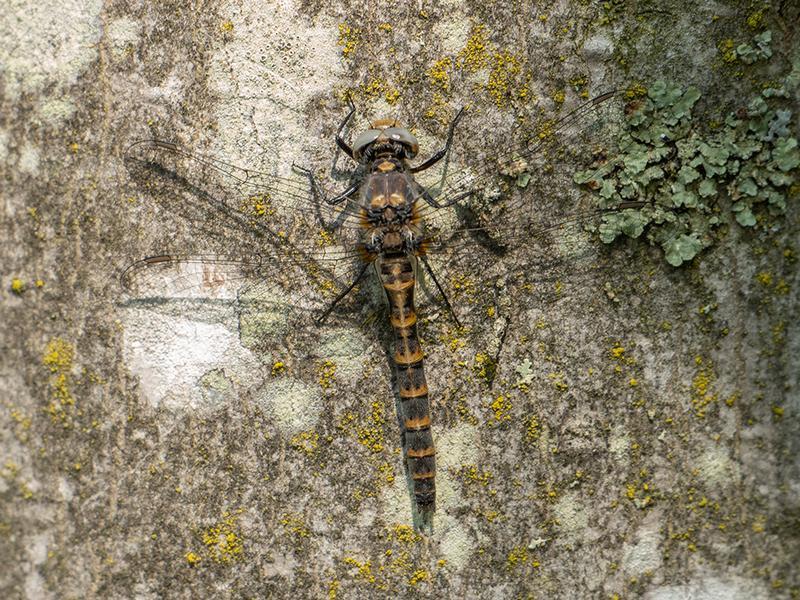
118,91,644,531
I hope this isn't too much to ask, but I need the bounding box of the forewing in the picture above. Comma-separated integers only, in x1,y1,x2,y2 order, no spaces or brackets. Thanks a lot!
123,140,366,240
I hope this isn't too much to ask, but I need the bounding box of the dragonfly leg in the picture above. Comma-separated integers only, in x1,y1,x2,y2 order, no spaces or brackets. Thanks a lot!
328,181,361,205
336,97,357,160
410,107,465,174
419,255,462,328
314,261,371,326
420,187,474,209
292,164,360,207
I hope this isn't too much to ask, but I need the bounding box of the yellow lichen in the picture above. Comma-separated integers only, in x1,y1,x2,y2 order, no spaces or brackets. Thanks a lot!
525,415,540,441
548,371,568,391
42,338,77,425
626,82,648,98
239,193,274,223
473,352,497,383
427,57,453,92
202,511,244,564
486,50,529,108
10,278,25,294
489,394,512,421
185,551,201,565
409,569,429,585
756,271,773,286
338,23,360,58
316,229,335,247
506,545,528,569
457,24,489,72
378,461,395,484
387,524,420,545
220,19,234,33
280,512,311,539
318,360,337,389
343,557,376,584
718,38,737,63
356,399,386,453
290,430,319,454
271,361,286,376
384,88,401,105
690,357,718,418
460,464,492,486
746,9,764,29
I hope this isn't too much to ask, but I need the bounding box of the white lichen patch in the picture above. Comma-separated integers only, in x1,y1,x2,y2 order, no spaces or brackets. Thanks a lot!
552,492,589,535
23,532,51,600
256,377,322,436
0,129,10,162
17,144,41,176
0,0,102,102
436,516,475,571
436,423,480,469
608,425,630,463
206,0,345,173
431,15,472,55
106,16,141,60
122,308,260,411
381,473,414,524
198,368,236,409
434,468,459,511
621,511,663,575
36,98,77,127
317,327,369,381
694,442,738,488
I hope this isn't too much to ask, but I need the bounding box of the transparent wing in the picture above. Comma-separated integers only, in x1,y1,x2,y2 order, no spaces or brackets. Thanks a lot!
114,141,377,365
114,92,643,350
403,91,646,327
123,140,366,235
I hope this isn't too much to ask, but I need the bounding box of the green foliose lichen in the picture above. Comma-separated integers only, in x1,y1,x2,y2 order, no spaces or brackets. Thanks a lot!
575,68,799,266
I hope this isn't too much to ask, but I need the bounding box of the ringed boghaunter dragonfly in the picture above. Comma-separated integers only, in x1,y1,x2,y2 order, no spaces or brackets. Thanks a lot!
118,91,645,531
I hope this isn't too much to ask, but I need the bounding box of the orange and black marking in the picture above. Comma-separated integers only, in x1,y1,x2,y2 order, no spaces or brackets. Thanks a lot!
379,254,436,515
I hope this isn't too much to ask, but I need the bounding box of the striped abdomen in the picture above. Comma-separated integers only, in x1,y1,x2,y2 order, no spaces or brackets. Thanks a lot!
379,254,436,517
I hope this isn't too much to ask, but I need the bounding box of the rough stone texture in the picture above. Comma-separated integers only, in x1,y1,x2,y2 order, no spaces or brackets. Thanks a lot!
1,1,798,599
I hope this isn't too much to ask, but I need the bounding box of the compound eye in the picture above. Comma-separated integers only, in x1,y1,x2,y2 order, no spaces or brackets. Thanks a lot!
383,127,419,158
352,129,382,159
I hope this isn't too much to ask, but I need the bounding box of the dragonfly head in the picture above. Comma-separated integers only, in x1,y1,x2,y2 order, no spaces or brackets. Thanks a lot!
352,119,419,162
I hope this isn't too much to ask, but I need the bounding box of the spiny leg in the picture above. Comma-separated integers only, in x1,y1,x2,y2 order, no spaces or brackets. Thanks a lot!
291,164,360,206
410,107,465,174
336,96,357,159
419,185,474,209
314,261,371,326
419,255,462,328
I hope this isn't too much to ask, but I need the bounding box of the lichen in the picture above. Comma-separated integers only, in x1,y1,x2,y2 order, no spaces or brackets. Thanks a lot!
318,359,337,389
42,338,77,426
280,512,311,539
576,71,799,266
337,23,360,58
200,510,244,564
691,356,718,418
489,394,512,422
290,430,320,455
